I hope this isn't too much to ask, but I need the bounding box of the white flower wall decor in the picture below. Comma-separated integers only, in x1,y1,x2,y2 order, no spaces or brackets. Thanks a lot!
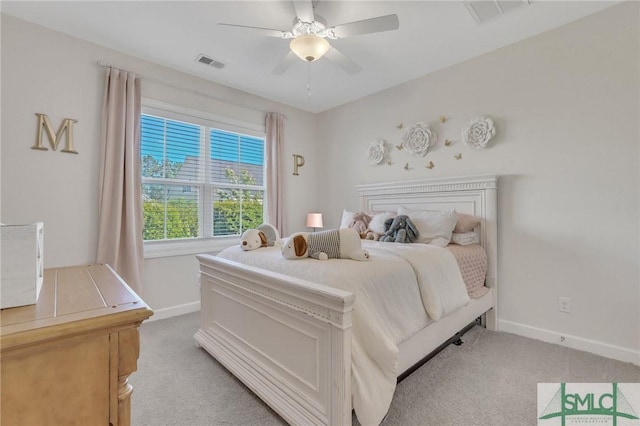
401,122,437,157
367,139,388,165
461,116,496,149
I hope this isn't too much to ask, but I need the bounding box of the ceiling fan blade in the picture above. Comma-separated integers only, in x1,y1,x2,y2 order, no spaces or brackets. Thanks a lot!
272,51,298,75
324,47,362,75
293,0,315,23
330,14,399,38
218,23,287,38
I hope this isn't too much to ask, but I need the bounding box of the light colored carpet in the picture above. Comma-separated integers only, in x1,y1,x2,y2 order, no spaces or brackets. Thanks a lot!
130,312,639,425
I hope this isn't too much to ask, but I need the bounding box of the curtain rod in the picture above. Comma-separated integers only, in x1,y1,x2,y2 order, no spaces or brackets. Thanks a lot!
96,60,287,118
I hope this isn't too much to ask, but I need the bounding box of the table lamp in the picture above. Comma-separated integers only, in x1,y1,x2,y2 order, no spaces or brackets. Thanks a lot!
306,213,323,232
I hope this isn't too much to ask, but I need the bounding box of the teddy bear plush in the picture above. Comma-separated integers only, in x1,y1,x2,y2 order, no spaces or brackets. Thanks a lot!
348,212,371,239
364,231,381,241
380,215,419,243
281,228,370,261
240,223,280,251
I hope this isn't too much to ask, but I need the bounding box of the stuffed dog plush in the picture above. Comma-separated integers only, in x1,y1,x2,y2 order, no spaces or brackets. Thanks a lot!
282,228,370,261
380,214,419,243
257,223,279,246
240,229,268,251
240,223,280,251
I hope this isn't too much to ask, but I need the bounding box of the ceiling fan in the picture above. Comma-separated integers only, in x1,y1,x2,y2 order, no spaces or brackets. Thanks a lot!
218,0,399,75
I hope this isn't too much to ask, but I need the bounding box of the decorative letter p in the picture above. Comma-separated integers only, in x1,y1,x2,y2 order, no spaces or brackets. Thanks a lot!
293,154,305,176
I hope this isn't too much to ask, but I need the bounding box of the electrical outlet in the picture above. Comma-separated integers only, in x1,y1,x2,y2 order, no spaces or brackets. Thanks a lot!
559,297,571,313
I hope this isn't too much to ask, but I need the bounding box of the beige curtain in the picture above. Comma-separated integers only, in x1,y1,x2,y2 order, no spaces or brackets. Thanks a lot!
96,68,144,294
265,113,286,237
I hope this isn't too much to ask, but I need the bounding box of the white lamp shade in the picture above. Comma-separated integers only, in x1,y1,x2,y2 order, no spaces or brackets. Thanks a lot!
306,213,323,228
290,35,331,62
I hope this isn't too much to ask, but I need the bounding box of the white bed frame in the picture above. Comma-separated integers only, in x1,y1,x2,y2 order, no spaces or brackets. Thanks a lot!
195,174,498,426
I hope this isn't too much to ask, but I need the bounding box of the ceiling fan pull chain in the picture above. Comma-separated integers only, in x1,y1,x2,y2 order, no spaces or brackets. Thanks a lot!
307,62,312,99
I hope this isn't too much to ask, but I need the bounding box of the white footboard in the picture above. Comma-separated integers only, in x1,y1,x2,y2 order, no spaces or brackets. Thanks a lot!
195,254,355,426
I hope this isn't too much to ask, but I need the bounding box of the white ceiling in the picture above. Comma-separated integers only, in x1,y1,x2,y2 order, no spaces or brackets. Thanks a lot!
1,1,618,113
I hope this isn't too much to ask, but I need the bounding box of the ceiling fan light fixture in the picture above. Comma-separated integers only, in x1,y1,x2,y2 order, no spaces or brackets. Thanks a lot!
289,35,331,62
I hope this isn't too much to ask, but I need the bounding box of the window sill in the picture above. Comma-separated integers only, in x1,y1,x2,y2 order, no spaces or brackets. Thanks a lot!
144,237,239,259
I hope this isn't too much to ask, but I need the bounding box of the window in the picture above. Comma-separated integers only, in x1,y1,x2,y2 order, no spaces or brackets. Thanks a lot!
140,103,266,251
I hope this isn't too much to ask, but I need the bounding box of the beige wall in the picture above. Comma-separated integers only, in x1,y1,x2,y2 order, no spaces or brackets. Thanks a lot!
317,2,639,361
0,14,318,315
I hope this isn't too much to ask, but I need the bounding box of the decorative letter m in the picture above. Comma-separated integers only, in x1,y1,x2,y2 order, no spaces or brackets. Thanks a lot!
32,113,79,154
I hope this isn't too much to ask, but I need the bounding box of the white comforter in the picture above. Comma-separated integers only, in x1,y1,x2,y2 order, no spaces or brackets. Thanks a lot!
217,240,469,426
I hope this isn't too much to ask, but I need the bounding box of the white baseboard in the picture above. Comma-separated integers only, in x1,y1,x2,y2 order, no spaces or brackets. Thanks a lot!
148,301,201,322
499,319,639,366
145,308,640,365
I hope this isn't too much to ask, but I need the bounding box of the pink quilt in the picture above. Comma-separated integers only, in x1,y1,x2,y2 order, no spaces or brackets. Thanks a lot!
446,243,489,298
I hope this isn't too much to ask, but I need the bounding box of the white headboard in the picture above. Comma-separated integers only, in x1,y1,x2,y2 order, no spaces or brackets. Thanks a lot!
356,174,498,295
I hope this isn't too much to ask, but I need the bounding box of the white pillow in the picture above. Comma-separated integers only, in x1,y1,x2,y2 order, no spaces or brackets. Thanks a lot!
397,207,457,247
369,211,395,234
340,210,355,229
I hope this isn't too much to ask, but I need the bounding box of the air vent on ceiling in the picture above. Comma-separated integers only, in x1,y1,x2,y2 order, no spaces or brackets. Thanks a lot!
195,54,225,69
464,0,531,24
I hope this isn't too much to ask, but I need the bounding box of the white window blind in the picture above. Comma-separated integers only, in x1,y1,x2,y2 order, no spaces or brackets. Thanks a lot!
140,109,265,244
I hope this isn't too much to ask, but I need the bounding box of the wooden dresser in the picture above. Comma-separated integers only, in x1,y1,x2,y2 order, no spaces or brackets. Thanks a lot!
0,264,153,426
